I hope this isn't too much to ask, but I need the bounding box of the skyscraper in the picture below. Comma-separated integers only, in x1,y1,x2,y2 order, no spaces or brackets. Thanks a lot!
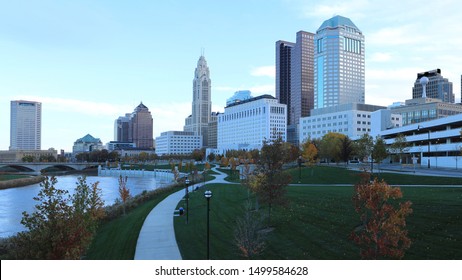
314,15,365,109
10,100,42,150
276,31,314,144
276,40,295,125
412,69,454,103
129,103,154,149
186,55,212,147
114,113,131,142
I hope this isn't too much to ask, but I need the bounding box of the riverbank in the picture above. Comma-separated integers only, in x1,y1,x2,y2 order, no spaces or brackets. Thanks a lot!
0,175,45,190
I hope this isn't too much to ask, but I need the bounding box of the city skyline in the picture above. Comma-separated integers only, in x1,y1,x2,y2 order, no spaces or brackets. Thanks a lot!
1,0,461,151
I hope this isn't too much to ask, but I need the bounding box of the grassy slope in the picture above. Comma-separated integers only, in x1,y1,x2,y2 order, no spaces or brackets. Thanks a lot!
175,183,462,260
85,186,182,260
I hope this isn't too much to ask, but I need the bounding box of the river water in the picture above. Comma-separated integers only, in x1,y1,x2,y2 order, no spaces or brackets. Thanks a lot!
0,174,173,238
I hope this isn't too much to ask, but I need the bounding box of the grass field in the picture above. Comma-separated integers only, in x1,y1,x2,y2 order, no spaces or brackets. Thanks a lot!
174,183,462,260
0,174,29,181
85,185,183,260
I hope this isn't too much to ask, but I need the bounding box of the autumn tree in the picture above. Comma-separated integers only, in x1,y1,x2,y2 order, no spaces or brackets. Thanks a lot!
351,175,413,259
301,140,318,176
118,175,131,215
319,132,344,164
12,176,104,259
249,135,292,225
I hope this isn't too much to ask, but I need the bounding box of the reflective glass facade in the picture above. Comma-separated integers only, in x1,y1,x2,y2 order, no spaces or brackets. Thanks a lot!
314,16,365,109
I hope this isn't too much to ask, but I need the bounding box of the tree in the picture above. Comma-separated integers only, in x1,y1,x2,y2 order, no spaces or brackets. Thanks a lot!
234,200,266,259
301,140,318,176
207,152,215,163
191,149,204,162
118,175,130,215
249,135,292,225
355,134,374,163
319,132,344,164
390,133,410,165
372,136,388,172
12,176,104,259
351,175,413,259
339,136,354,165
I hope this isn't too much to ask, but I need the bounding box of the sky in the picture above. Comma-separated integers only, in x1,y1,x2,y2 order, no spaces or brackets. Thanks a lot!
1,0,461,152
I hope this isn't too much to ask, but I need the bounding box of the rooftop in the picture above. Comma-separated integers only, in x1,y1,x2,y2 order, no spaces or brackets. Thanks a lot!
318,15,360,32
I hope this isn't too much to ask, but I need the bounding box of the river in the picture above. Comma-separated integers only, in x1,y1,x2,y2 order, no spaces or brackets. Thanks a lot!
0,174,173,238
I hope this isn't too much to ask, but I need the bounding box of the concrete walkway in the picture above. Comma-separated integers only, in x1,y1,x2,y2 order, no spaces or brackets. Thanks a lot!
134,167,228,260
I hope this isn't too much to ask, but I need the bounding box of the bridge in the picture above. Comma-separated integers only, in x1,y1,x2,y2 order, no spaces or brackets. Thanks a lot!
0,162,100,173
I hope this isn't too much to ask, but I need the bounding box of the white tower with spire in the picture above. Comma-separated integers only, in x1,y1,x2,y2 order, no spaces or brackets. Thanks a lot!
187,55,212,147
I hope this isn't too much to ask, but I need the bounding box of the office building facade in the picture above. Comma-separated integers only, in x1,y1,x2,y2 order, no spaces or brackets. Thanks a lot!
10,100,42,150
314,15,365,109
412,69,454,103
276,31,314,145
299,103,385,143
155,131,202,156
114,114,131,142
129,103,154,149
217,95,287,153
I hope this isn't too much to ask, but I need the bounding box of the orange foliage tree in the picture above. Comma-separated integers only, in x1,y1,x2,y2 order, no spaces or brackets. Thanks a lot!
118,175,131,215
351,175,413,259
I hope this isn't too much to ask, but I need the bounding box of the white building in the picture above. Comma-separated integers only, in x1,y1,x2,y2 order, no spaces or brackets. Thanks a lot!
371,109,402,137
10,100,42,150
380,114,462,168
217,95,287,153
155,131,202,156
299,103,385,143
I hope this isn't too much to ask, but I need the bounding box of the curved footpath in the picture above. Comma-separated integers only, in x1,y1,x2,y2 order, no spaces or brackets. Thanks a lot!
134,167,229,260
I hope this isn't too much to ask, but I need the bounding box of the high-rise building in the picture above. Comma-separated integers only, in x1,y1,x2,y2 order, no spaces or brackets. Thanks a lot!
186,55,212,147
129,103,154,149
314,15,365,109
276,31,314,145
114,113,131,142
276,40,295,124
10,100,42,150
412,69,454,103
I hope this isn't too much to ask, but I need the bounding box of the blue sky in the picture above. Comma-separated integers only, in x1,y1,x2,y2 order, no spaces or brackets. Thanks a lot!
1,0,461,152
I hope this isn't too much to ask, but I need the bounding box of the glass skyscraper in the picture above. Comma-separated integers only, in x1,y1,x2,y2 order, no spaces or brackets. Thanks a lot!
314,15,365,109
10,100,42,150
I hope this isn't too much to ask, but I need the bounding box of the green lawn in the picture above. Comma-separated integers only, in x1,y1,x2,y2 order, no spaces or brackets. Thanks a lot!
85,185,183,260
286,165,462,185
0,174,29,181
174,183,462,260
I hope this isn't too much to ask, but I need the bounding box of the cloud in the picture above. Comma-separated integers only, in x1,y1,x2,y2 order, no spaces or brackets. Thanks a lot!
301,0,369,20
249,84,275,95
369,52,392,62
251,66,275,78
14,95,131,117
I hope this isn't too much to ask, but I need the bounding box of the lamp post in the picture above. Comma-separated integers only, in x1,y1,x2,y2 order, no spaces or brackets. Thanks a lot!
418,125,430,168
185,179,190,224
298,156,302,183
204,190,212,260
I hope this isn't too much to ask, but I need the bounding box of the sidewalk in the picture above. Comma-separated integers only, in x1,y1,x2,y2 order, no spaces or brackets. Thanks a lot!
134,167,227,260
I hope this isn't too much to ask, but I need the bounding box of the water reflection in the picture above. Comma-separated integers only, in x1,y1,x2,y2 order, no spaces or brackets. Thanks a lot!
0,175,172,238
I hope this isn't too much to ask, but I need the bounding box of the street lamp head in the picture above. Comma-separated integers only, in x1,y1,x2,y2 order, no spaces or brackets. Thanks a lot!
204,190,212,199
